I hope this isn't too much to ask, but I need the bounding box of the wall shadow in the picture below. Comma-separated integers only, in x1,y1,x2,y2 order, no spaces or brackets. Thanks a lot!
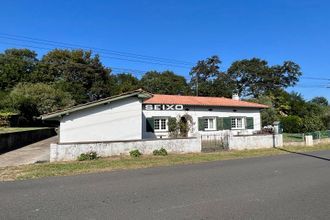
274,147,330,161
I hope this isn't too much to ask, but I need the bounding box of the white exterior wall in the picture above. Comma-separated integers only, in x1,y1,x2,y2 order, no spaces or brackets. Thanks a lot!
50,137,201,162
59,97,142,143
228,134,283,150
142,105,262,139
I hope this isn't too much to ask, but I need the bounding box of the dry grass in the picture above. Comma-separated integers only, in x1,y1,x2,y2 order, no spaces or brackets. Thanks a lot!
0,127,44,134
1,144,330,181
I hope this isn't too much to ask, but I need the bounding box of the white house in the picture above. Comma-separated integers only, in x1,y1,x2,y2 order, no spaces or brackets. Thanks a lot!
42,89,268,143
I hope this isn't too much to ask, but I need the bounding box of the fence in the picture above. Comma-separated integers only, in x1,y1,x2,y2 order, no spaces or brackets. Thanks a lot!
201,133,229,152
283,130,330,143
50,137,201,162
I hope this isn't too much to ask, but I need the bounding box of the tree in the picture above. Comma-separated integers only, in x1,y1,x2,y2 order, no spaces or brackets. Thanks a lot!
111,73,140,94
249,96,279,126
190,55,220,96
35,49,112,103
140,70,190,95
227,58,302,97
280,115,303,133
0,48,38,90
310,96,328,106
189,55,236,97
9,83,74,119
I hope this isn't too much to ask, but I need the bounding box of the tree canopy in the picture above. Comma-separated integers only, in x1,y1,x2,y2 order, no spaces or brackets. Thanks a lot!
140,70,190,95
0,47,328,132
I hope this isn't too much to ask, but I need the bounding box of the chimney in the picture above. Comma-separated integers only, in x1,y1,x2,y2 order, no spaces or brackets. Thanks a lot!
232,93,240,101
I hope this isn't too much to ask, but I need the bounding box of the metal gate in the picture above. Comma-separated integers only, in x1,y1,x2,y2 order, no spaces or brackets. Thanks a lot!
201,133,229,152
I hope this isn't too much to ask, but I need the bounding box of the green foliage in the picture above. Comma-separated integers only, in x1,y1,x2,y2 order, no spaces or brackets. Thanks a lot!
0,49,38,90
168,117,179,137
140,70,190,95
189,55,235,97
111,73,140,94
301,116,325,133
249,96,279,126
9,83,74,117
153,148,168,156
77,151,98,161
310,96,328,106
280,115,303,133
129,149,142,158
167,114,193,138
227,58,302,97
35,49,112,103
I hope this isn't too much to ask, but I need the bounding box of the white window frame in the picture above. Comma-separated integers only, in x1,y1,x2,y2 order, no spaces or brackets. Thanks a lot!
204,117,216,131
154,118,168,132
231,117,245,130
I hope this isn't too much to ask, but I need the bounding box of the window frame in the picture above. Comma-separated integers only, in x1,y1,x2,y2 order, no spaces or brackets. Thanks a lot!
203,117,217,131
230,117,245,130
153,117,168,132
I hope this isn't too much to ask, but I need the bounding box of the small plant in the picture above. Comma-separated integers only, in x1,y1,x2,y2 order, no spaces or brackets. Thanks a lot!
130,149,142,158
77,151,98,161
153,148,168,156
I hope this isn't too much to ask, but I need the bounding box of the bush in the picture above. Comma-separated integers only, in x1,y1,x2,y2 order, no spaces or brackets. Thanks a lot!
129,149,142,158
280,115,303,133
302,116,325,132
153,148,168,156
77,151,98,161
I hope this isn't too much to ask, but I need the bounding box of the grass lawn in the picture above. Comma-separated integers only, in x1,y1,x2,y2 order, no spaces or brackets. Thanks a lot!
283,133,304,142
0,127,45,134
1,144,329,181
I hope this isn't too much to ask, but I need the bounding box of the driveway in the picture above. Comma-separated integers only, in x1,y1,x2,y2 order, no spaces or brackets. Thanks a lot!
0,136,57,167
0,149,329,219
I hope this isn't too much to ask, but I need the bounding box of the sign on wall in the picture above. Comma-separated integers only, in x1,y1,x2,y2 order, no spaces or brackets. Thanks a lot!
144,104,184,111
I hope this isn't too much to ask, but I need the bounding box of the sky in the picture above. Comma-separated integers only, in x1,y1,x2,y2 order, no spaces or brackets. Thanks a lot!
0,0,329,100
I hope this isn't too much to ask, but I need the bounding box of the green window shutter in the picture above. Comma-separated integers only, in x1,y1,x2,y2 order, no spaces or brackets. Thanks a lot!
246,117,254,129
198,117,205,131
216,117,224,130
146,117,154,132
223,117,231,130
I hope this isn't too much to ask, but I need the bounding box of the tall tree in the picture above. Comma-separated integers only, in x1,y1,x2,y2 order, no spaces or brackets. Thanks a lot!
0,48,38,90
140,70,190,95
111,73,140,94
310,96,328,106
227,58,302,97
35,49,112,103
190,55,235,97
189,55,220,96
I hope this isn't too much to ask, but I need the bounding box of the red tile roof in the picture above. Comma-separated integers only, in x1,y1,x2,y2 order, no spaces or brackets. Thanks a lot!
144,94,268,108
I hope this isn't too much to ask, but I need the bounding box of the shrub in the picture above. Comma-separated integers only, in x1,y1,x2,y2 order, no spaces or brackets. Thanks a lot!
129,149,142,158
77,151,98,161
153,148,168,156
301,116,326,132
280,115,303,133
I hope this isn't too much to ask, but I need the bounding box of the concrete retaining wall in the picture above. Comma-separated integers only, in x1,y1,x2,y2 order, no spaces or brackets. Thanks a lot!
228,134,283,150
50,137,201,162
0,128,56,154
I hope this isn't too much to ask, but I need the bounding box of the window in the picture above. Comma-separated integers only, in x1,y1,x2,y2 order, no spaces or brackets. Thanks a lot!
203,117,216,130
231,117,244,129
154,118,168,131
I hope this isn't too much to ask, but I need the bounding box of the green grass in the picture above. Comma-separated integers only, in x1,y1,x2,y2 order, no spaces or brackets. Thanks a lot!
283,133,304,142
0,127,45,134
1,144,330,181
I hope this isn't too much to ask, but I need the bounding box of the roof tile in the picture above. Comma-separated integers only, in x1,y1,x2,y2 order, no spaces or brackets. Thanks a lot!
143,94,268,108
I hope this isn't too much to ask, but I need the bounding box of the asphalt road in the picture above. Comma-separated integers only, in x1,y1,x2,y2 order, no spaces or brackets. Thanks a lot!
1,150,330,220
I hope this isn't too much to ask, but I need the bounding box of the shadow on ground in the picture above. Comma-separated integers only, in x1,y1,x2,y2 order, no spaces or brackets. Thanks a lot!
275,147,330,162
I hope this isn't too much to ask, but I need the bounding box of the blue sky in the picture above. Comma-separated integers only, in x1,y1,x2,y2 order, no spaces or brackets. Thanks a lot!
0,0,329,100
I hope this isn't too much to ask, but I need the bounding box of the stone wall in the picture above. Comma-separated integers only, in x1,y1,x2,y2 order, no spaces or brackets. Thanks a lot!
228,134,283,150
50,137,202,162
0,128,56,154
